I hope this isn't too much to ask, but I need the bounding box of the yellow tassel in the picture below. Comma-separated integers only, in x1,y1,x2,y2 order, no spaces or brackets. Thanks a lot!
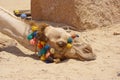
14,10,19,14
67,43,72,48
31,26,39,32
40,41,46,46
40,55,46,61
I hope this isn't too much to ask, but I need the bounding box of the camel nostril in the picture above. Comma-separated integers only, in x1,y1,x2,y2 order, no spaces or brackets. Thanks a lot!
57,41,67,47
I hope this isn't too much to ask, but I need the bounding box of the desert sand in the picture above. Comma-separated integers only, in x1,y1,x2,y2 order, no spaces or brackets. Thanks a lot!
0,0,120,80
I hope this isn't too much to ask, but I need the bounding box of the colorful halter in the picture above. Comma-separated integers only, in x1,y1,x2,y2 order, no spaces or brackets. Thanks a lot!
27,25,79,63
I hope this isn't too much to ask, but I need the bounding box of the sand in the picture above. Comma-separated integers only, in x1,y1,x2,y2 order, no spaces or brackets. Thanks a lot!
0,0,120,80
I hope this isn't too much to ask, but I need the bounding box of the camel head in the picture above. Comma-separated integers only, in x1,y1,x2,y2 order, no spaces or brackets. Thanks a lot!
30,22,96,62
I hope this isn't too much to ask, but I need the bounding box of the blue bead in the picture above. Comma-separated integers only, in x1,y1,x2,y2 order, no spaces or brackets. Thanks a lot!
45,60,52,63
44,45,50,50
20,13,27,19
33,31,37,37
67,37,73,43
45,57,54,63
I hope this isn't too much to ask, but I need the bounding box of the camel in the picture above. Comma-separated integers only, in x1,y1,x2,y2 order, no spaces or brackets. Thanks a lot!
0,7,96,63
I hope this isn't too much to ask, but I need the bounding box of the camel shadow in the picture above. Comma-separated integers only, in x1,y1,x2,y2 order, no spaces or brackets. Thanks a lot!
2,46,39,60
1,46,88,63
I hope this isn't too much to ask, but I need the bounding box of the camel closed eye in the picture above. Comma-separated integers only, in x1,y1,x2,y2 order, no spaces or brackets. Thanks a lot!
56,35,61,39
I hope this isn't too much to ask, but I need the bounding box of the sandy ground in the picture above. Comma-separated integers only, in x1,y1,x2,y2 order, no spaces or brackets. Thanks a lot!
0,0,120,80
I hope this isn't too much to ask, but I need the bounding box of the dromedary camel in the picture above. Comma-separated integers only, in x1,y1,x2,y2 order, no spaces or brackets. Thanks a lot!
0,7,96,63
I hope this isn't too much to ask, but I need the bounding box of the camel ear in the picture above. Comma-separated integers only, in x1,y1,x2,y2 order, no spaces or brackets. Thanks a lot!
38,23,49,32
28,21,49,32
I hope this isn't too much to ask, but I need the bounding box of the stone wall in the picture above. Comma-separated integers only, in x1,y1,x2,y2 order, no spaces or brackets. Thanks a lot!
31,0,120,30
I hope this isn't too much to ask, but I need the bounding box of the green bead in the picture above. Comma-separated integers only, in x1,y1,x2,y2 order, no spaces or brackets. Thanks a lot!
38,48,47,56
27,33,33,40
67,37,73,43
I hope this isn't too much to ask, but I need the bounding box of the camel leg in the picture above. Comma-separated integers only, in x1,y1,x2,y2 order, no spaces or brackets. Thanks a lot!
0,38,17,51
